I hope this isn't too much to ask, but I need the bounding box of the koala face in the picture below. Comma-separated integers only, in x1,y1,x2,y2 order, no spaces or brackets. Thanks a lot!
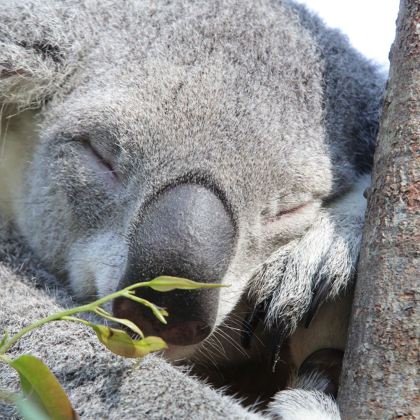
19,72,331,349
4,0,380,356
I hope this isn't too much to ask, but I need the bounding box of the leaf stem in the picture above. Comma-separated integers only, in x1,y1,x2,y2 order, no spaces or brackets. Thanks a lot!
0,278,223,355
60,316,94,327
0,281,152,354
0,354,13,365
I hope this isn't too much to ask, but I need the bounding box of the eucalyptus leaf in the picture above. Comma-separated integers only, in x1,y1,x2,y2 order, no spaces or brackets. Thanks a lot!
124,294,168,324
92,325,167,358
146,276,226,292
15,395,51,420
0,331,8,350
10,355,77,420
95,307,144,338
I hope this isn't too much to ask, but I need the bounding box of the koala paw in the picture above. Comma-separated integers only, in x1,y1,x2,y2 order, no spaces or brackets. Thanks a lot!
256,211,362,321
248,193,365,358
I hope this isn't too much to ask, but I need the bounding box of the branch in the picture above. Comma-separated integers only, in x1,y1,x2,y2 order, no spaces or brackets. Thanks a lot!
338,1,420,418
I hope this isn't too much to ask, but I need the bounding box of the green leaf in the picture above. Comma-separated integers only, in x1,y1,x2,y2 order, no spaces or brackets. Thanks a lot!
92,325,167,358
94,307,144,338
124,293,168,324
138,336,169,353
10,355,77,420
15,395,51,420
0,330,8,350
146,276,226,292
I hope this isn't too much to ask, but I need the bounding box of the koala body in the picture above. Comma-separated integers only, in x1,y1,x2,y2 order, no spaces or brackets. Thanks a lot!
0,0,384,417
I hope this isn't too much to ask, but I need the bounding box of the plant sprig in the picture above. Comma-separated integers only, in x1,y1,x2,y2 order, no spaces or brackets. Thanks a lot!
0,276,227,420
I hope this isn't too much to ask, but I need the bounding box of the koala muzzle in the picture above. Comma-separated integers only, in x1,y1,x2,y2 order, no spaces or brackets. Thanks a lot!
113,183,235,346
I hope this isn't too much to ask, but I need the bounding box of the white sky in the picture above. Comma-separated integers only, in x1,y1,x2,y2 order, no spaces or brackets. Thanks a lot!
295,0,400,70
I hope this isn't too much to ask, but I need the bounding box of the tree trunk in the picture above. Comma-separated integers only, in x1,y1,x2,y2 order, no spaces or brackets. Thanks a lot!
338,0,420,419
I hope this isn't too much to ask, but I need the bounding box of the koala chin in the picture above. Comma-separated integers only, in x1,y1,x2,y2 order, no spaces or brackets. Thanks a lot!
0,0,384,418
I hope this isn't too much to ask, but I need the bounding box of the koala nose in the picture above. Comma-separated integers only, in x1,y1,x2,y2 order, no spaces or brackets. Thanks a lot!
113,183,235,346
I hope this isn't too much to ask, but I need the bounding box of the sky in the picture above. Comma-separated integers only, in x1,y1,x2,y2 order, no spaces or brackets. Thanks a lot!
295,0,400,71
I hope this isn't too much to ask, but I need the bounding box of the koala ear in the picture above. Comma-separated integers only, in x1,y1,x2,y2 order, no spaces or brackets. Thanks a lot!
0,2,72,110
0,41,65,109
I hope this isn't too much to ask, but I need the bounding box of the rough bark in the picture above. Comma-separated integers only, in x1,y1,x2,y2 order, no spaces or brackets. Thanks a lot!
338,1,420,419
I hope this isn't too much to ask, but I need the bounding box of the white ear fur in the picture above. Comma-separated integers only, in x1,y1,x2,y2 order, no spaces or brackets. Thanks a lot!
0,1,79,110
0,39,65,110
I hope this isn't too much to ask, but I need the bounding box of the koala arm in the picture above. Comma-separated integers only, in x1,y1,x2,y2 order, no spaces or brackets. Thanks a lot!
249,176,370,358
0,224,262,420
247,176,370,420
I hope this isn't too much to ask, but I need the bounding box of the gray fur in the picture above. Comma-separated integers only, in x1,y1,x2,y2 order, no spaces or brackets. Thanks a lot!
0,0,384,418
250,175,370,336
0,220,262,419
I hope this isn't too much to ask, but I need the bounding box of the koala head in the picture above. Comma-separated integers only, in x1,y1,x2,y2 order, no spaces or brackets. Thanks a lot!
1,0,380,356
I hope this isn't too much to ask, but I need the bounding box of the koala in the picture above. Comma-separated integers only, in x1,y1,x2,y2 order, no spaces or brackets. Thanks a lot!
0,0,384,418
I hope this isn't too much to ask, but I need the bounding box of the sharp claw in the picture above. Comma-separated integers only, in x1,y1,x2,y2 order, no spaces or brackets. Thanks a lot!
269,322,288,373
241,301,265,349
305,274,332,328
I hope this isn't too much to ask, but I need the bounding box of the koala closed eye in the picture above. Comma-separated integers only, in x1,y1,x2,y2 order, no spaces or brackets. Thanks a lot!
65,133,122,187
274,202,310,218
81,138,120,185
263,200,318,222
259,199,322,254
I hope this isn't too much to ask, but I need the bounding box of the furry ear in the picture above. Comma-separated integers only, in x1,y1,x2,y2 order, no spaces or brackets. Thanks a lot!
0,1,78,110
0,40,65,109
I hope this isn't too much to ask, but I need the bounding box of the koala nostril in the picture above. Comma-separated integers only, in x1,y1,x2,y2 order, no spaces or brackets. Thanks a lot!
113,296,211,346
113,296,161,339
159,321,211,346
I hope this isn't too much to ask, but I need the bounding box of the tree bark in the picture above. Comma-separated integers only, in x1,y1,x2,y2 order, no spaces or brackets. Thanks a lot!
338,0,420,419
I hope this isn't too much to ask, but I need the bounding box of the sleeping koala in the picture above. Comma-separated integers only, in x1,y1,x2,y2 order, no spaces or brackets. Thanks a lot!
0,0,384,417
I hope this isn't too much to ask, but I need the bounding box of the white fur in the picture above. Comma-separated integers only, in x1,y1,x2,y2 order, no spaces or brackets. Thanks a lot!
0,109,37,218
68,232,128,300
250,176,369,334
269,389,341,420
329,174,371,217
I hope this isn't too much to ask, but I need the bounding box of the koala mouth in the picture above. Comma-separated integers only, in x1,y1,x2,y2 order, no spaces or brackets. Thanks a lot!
114,297,212,346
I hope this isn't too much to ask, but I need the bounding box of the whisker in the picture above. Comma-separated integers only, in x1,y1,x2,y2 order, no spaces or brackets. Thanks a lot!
214,328,248,358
